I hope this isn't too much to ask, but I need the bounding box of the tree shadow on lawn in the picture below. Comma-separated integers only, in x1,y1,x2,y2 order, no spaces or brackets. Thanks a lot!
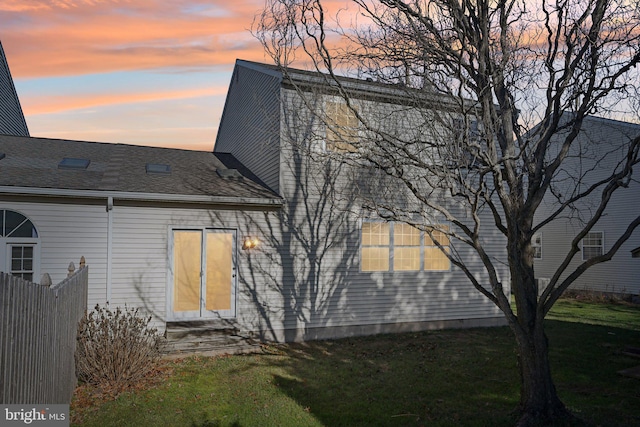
242,320,639,427
256,327,521,427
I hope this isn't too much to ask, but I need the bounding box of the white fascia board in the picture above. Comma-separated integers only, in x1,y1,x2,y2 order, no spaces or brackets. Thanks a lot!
0,186,283,207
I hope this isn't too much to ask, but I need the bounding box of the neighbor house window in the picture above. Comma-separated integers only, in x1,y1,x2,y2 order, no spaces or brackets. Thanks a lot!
0,210,39,282
10,245,34,281
325,100,358,153
361,221,451,272
582,231,603,260
532,233,542,260
361,222,390,271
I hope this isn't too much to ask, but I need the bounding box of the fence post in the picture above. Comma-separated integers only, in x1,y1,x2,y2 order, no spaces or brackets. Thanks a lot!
40,273,52,287
67,262,75,278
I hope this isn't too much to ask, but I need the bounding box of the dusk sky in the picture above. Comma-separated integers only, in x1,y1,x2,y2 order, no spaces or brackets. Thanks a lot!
1,0,288,151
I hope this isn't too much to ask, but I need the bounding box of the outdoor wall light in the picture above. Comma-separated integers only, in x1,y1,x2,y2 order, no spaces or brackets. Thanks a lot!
242,236,260,250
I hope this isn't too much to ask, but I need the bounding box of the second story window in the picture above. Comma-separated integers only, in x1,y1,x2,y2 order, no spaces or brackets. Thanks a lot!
325,100,358,153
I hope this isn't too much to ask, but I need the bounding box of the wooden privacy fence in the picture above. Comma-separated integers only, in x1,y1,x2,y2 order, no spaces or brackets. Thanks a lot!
0,260,88,404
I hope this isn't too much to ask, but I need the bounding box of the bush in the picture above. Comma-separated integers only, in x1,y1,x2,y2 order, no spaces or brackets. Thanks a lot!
75,304,164,393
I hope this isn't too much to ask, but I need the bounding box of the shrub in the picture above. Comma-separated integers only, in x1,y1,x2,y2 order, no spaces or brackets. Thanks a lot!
75,304,164,393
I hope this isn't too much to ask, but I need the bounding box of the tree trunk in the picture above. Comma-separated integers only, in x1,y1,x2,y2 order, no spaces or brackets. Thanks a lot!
509,229,574,426
514,324,572,426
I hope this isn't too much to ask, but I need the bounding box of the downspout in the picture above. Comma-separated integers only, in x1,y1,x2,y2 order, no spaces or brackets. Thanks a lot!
106,196,113,303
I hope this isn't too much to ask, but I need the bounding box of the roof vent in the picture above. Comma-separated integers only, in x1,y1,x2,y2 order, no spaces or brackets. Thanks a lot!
146,163,171,175
0,153,5,161
59,157,90,170
217,169,243,179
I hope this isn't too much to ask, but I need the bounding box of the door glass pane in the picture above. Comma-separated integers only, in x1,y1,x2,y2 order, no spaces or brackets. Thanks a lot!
205,233,233,311
173,231,202,312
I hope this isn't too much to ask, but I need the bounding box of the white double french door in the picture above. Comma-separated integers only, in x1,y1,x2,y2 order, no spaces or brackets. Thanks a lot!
171,229,236,320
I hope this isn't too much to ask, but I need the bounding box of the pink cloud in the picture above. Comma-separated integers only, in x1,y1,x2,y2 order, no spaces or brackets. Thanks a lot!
22,86,229,115
2,0,271,78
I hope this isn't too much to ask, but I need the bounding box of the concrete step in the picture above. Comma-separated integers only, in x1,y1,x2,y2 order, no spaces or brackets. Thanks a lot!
162,320,260,357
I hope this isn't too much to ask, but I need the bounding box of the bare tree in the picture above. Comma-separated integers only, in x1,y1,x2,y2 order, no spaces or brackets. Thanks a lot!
255,0,640,425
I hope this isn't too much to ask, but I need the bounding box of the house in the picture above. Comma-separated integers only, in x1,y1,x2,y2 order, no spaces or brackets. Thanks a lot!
0,41,29,136
213,60,509,342
0,135,282,335
533,116,640,296
0,55,509,351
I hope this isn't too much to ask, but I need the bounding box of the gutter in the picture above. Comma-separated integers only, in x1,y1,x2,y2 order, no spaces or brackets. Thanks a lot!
0,186,284,208
106,196,113,303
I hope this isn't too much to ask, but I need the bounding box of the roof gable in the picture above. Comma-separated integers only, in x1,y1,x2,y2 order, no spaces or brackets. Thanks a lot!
0,41,29,137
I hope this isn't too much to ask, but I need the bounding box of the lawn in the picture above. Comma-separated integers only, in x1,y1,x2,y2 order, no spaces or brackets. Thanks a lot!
72,299,640,426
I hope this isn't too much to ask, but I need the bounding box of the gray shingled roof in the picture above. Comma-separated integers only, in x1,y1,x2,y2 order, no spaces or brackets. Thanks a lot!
0,135,281,206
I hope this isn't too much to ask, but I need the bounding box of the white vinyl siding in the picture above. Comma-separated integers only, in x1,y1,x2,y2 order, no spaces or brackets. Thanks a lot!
214,63,282,192
0,201,108,304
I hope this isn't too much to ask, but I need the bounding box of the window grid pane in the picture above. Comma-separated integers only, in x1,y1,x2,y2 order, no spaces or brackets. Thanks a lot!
362,247,390,271
424,225,451,271
394,224,420,271
425,247,451,271
362,222,390,246
10,245,35,278
361,222,390,272
394,247,420,271
424,226,450,246
395,223,421,246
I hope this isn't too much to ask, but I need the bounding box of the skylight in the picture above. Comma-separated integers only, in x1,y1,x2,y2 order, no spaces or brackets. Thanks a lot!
58,157,90,170
217,169,243,179
146,163,171,175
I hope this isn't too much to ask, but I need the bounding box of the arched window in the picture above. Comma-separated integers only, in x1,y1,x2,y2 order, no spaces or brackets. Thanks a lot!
0,210,40,282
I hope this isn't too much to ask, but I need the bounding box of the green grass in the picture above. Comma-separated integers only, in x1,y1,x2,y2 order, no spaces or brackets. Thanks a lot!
72,299,640,427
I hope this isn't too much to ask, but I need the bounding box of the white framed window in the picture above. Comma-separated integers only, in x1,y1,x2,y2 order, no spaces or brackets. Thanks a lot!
582,231,604,260
325,100,359,153
0,210,40,282
532,233,542,260
361,221,451,272
8,245,35,281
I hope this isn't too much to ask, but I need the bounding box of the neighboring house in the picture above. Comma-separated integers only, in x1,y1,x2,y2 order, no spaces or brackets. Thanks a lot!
0,135,282,335
533,116,640,296
0,54,509,348
0,41,29,136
